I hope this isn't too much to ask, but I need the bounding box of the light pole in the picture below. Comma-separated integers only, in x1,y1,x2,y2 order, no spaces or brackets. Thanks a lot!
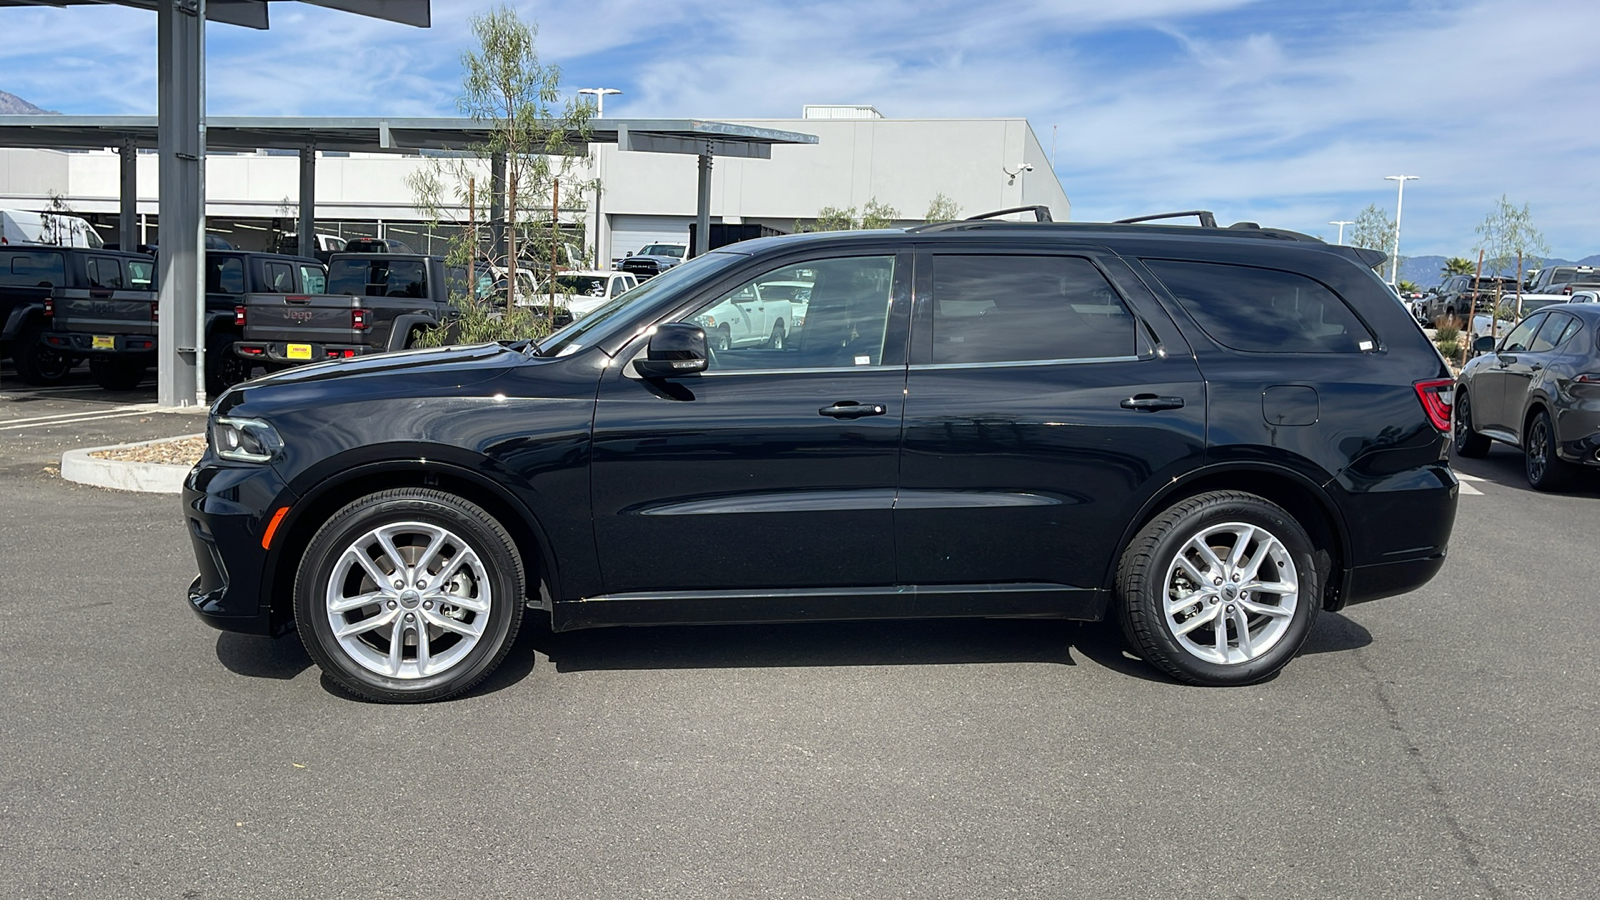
1384,175,1418,285
1329,220,1353,244
577,87,622,118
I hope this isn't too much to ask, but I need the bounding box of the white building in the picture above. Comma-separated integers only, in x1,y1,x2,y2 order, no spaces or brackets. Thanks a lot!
0,106,1069,260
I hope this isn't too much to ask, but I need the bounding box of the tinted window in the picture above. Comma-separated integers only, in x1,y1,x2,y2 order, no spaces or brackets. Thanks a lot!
327,259,428,298
1,250,65,287
299,264,326,294
1499,313,1546,353
444,266,468,302
126,258,154,289
263,261,295,292
694,255,895,371
86,257,123,289
206,256,246,294
930,255,1135,364
1145,259,1373,353
1554,315,1584,347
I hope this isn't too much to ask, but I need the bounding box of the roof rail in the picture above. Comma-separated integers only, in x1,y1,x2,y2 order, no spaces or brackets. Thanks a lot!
1113,211,1218,228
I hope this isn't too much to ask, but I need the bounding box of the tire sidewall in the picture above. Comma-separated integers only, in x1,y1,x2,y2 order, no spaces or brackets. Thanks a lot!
295,492,522,701
1124,494,1320,686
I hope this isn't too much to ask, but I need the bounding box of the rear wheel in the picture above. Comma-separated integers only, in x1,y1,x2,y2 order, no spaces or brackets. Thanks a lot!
1452,389,1491,458
1524,410,1575,491
1118,491,1319,686
89,356,146,391
13,321,72,385
766,321,786,350
205,329,248,396
295,489,526,703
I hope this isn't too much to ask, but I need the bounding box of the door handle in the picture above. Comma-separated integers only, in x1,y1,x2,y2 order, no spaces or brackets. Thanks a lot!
819,401,887,419
1529,363,1543,372
1121,395,1185,411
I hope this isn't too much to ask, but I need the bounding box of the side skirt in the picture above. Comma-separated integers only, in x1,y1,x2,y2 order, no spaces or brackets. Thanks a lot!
551,583,1108,632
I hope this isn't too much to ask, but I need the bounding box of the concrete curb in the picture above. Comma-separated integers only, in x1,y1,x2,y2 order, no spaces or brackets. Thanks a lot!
60,434,203,494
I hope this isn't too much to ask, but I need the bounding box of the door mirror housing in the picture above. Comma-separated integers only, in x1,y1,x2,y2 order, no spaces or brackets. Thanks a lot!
634,322,709,378
1473,334,1496,353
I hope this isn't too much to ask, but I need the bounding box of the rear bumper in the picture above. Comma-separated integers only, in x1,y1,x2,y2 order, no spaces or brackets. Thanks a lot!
1329,461,1458,609
234,340,374,365
183,459,298,635
41,330,157,357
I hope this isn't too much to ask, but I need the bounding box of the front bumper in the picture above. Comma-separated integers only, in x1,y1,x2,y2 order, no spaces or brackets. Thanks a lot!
183,458,299,635
234,340,373,366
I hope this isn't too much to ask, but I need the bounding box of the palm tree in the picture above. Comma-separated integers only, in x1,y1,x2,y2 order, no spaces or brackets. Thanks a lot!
1441,257,1476,277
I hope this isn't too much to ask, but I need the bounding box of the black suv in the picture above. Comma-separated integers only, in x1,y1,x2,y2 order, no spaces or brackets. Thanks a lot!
184,213,1459,701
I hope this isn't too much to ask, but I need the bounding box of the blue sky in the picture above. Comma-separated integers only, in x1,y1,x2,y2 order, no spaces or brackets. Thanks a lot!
5,0,1598,258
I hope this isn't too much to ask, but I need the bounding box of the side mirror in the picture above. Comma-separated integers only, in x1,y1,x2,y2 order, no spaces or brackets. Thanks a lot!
1473,335,1495,352
634,322,709,378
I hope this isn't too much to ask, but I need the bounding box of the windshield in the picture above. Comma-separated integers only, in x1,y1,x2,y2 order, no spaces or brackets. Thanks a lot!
537,252,744,357
638,244,685,259
542,275,608,296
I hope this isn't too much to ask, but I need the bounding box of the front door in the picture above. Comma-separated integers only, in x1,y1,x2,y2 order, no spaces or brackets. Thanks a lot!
895,248,1206,612
590,250,912,601
1478,312,1547,430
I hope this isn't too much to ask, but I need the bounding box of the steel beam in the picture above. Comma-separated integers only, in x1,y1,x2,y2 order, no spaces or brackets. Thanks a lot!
298,146,315,258
118,136,137,250
156,0,205,407
490,152,505,264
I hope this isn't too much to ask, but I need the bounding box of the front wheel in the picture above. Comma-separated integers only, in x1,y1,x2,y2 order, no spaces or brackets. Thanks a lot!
295,489,526,703
1118,491,1319,686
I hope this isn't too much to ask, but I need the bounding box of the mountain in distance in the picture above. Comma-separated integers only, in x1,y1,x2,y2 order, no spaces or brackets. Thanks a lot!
0,90,57,115
1396,254,1600,288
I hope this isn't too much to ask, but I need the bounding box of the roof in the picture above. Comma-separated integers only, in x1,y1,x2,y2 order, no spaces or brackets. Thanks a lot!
0,115,818,158
0,0,430,29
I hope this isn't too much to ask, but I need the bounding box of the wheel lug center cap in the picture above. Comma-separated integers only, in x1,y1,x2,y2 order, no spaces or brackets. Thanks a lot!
1222,583,1238,599
398,590,421,610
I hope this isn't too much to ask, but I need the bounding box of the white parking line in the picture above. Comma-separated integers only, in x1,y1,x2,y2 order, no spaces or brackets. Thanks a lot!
1457,472,1484,482
0,403,154,426
1459,482,1483,496
0,407,163,431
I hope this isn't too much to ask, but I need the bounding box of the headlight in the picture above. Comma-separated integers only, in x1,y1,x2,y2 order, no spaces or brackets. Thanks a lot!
210,416,283,463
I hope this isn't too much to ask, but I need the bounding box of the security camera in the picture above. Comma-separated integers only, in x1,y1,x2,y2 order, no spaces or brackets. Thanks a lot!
1020,164,1034,172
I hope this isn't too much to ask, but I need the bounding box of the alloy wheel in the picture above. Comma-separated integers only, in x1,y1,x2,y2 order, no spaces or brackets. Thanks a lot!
1162,521,1299,665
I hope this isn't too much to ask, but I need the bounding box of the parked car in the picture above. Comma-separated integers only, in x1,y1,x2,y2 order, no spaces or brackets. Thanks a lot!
184,211,1457,701
231,252,464,367
1523,265,1600,297
522,271,638,321
1569,290,1599,304
274,233,348,262
692,269,811,349
1424,275,1520,322
618,242,687,281
1454,303,1600,490
0,208,104,249
40,249,325,392
1,246,151,384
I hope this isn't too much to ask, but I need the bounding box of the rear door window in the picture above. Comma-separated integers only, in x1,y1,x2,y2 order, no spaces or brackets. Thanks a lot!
126,258,154,289
298,264,326,294
929,255,1136,364
1144,259,1374,353
86,256,124,289
1499,314,1546,353
206,256,246,294
263,261,295,292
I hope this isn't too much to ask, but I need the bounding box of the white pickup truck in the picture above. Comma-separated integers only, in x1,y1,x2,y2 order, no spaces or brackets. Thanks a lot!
694,278,812,350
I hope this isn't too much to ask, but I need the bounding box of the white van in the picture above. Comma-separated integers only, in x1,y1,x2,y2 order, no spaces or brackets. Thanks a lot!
0,208,105,249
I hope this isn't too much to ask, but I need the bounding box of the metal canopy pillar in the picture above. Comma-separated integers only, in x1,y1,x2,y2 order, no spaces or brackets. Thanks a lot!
118,136,137,251
489,152,505,264
694,150,711,258
297,146,315,258
157,0,206,407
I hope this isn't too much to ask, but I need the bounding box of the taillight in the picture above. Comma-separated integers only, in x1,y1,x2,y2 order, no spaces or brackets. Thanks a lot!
1563,286,1573,295
1414,379,1454,432
352,308,369,329
234,305,246,327
151,302,159,323
43,299,53,318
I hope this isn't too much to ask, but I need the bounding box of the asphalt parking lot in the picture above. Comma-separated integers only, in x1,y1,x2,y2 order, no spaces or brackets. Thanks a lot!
3,365,1598,899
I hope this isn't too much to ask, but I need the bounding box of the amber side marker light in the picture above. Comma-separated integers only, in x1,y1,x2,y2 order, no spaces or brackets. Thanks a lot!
262,507,291,550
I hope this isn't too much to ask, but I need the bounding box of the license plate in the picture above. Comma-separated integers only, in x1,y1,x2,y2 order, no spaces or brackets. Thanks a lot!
286,343,312,360
91,335,115,350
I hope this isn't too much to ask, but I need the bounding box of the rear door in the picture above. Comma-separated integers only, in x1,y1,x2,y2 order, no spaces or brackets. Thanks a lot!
895,245,1206,609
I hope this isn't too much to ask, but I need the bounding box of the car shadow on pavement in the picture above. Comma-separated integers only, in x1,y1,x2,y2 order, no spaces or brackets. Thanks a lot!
1451,444,1600,496
527,617,1080,674
215,631,313,680
1068,611,1373,685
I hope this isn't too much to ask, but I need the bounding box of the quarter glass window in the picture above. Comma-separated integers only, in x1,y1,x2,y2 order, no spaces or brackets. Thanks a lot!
1145,260,1373,353
930,255,1135,364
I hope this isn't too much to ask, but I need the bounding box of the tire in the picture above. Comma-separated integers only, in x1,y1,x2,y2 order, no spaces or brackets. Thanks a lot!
1117,491,1320,686
1524,410,1574,492
12,321,72,385
766,321,786,350
1452,389,1491,458
712,325,731,351
295,489,525,703
89,356,146,391
205,330,249,396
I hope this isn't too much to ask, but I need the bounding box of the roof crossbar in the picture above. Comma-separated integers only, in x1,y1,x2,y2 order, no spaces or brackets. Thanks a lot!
1113,210,1218,228
965,205,1054,223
